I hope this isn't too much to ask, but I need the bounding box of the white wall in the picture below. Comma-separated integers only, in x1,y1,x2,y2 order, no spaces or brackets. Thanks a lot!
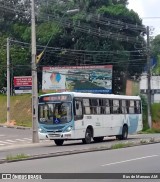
140,76,160,90
154,94,160,103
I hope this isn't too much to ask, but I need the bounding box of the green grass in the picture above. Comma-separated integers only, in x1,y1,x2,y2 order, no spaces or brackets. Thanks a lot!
0,94,32,127
151,103,160,122
6,153,29,161
140,128,160,134
111,142,133,149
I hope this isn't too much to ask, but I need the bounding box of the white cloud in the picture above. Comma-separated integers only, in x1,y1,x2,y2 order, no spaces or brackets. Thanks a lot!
128,0,160,36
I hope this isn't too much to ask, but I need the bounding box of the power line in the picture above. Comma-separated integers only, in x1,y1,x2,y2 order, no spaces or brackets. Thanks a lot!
10,39,145,54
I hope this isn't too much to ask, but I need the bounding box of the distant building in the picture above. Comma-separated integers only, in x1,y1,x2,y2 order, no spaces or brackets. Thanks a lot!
140,75,160,103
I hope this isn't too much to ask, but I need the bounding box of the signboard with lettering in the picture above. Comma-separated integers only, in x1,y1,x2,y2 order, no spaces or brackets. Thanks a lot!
39,94,72,103
14,76,32,94
42,65,113,94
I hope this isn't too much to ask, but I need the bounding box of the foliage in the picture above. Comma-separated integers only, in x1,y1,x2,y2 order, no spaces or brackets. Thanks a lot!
140,128,160,134
111,142,133,149
0,0,146,94
152,55,160,75
151,35,160,58
6,153,29,161
98,4,141,24
150,35,160,75
151,103,160,123
140,94,149,130
36,22,62,44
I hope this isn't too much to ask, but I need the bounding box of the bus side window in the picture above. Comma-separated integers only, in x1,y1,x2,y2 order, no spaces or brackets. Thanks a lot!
113,100,120,114
122,100,127,114
110,100,113,114
135,100,141,114
129,100,135,114
105,99,110,114
74,100,83,120
83,98,91,115
90,98,98,114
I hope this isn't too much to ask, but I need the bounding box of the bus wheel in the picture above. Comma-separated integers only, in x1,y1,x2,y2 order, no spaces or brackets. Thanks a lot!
82,128,92,144
54,139,64,146
93,137,104,143
116,125,128,140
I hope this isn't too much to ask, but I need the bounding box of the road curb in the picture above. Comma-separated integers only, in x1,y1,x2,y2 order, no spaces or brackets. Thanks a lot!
0,124,31,130
0,139,160,164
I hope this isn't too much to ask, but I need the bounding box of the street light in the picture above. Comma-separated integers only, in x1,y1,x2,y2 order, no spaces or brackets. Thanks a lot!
31,0,39,143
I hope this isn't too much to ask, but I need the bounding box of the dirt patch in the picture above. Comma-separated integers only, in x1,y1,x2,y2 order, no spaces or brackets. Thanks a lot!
4,120,17,126
152,122,160,129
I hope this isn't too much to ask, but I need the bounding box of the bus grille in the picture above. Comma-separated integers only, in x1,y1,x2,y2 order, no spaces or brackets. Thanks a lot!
48,134,61,137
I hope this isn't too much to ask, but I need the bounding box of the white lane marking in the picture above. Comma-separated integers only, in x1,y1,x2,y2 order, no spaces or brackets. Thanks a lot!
6,140,17,143
23,138,32,140
0,141,13,144
0,135,5,137
15,139,26,142
0,143,5,146
102,155,159,167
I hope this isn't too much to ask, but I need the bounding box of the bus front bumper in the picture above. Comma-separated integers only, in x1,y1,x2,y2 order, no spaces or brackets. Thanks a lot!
38,131,73,140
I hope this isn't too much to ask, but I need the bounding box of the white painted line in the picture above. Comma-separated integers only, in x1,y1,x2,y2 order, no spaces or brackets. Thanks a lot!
6,140,16,143
0,143,5,146
15,139,26,142
102,155,159,167
0,135,5,137
23,138,32,140
0,141,13,144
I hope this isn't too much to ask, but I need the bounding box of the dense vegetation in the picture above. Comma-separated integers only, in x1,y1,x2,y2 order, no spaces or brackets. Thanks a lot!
0,0,147,94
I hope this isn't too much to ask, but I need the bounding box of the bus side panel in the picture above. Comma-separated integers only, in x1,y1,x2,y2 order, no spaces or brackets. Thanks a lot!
128,114,142,134
73,118,86,139
92,115,105,137
103,115,115,136
74,115,105,139
110,114,124,135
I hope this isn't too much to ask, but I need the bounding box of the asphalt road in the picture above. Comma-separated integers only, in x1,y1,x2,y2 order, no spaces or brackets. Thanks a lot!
1,127,160,160
0,143,160,182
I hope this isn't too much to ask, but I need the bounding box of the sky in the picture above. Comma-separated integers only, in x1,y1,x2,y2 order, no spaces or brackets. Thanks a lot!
127,0,160,37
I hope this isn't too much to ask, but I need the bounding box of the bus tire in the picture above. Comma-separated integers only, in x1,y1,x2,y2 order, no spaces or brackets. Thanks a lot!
54,139,64,146
116,125,128,140
93,137,104,143
82,128,92,144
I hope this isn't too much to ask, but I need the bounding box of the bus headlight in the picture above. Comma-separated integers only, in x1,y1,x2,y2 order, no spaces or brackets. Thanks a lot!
39,128,46,133
65,126,72,132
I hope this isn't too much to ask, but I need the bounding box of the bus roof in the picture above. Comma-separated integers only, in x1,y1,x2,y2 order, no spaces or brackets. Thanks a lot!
40,92,141,100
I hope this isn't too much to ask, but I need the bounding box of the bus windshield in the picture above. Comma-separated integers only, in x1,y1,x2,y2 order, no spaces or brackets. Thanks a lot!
38,102,72,125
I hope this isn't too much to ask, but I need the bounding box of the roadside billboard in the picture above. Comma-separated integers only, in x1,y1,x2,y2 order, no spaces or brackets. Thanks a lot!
42,65,112,93
14,76,32,94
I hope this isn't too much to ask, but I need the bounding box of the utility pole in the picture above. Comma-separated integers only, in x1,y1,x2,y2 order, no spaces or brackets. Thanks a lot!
146,26,152,128
31,0,39,143
7,38,10,125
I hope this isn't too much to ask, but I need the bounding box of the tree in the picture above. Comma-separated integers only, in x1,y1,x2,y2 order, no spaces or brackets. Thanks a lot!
0,0,32,89
36,0,146,94
151,34,160,57
0,0,146,94
150,35,160,75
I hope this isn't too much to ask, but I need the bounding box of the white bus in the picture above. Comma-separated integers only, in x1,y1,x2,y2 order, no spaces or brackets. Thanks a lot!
38,92,143,146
